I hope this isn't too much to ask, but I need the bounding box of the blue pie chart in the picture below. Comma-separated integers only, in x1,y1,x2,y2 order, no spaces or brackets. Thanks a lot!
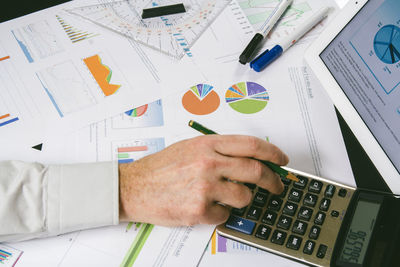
374,24,400,64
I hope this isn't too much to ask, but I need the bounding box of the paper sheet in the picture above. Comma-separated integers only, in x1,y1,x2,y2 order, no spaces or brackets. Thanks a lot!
0,0,223,146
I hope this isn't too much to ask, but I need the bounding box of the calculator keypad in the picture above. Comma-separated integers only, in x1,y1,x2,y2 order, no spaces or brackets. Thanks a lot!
218,172,354,267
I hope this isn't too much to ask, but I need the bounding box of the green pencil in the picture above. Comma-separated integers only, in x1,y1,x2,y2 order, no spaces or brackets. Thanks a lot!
188,120,299,182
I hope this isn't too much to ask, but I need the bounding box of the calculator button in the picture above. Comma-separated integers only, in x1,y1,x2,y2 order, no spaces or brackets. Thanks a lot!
271,230,287,245
303,193,318,207
292,220,308,235
314,211,326,225
253,192,268,207
288,188,303,203
255,224,272,240
309,225,321,240
247,206,262,220
277,215,292,230
331,210,339,217
293,176,308,189
268,196,283,211
303,240,315,255
286,235,302,250
309,180,323,194
317,244,328,259
298,207,313,221
283,201,298,216
232,206,247,216
319,198,331,211
225,215,255,235
262,211,277,225
279,186,288,198
338,188,347,197
244,183,256,190
281,176,292,185
324,184,336,198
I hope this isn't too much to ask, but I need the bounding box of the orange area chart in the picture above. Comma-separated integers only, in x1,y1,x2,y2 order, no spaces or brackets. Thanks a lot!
182,84,220,115
83,54,121,96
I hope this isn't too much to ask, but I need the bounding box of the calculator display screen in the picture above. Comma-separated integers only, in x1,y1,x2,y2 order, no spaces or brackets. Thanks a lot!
339,199,381,264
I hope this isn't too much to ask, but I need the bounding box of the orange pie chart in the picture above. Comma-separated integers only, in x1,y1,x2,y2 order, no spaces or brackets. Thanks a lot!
182,84,220,115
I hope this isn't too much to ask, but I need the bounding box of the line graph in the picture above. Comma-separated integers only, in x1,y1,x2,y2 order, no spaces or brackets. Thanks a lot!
11,20,64,63
36,61,97,117
238,0,312,39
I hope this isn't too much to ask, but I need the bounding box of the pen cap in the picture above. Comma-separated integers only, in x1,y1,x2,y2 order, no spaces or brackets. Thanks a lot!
239,33,264,64
250,45,283,72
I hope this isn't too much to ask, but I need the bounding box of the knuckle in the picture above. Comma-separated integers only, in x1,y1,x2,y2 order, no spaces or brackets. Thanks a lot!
251,160,265,181
247,135,261,152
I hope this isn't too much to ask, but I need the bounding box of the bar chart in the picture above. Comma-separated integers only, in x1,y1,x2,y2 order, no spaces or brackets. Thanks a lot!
113,138,165,164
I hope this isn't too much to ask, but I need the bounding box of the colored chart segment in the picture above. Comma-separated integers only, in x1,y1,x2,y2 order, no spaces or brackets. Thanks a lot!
125,104,148,117
113,100,164,129
114,138,165,164
84,54,121,96
56,15,99,43
374,25,400,64
0,244,23,266
182,84,220,115
225,82,269,114
0,113,19,127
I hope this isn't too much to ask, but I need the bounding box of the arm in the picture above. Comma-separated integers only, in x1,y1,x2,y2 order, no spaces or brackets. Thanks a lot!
1,134,288,241
0,161,119,242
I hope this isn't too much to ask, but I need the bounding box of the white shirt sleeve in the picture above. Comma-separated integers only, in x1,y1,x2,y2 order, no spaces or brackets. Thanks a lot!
0,160,119,242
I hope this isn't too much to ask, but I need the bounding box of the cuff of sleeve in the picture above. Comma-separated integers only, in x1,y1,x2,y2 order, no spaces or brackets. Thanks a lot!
46,161,119,235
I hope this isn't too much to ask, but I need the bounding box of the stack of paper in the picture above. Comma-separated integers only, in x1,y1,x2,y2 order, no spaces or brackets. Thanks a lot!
0,0,355,266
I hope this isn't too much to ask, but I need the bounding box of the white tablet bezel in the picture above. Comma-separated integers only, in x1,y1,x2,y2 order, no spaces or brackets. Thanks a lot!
304,0,400,194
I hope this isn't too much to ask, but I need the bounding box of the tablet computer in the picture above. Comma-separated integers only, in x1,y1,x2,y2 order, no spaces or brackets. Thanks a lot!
304,0,400,194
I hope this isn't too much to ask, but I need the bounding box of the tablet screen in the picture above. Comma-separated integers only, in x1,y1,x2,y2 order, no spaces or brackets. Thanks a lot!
319,0,400,173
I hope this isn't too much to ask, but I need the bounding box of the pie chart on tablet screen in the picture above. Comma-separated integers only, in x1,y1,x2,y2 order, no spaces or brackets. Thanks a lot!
182,84,220,115
225,82,269,114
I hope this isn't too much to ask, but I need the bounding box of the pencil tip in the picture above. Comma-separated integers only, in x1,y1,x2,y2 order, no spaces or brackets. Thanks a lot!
188,120,193,126
287,173,299,182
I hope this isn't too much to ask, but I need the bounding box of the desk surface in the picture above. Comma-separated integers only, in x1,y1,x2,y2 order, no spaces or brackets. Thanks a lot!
0,0,391,193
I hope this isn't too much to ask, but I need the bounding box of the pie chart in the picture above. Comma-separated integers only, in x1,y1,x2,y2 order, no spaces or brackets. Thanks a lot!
374,25,400,64
125,104,148,117
225,82,269,114
182,84,220,115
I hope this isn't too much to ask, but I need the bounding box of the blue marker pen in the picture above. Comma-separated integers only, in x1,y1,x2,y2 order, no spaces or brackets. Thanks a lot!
250,6,330,72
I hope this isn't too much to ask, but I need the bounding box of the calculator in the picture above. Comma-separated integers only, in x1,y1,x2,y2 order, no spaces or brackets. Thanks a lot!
216,167,400,267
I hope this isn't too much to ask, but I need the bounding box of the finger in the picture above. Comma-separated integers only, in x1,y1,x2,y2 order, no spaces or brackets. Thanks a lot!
216,156,284,195
201,203,230,225
212,180,252,208
212,135,289,166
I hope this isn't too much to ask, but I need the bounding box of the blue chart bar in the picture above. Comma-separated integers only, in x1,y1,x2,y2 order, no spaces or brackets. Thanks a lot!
11,30,34,63
36,73,64,117
118,159,134,164
0,117,19,127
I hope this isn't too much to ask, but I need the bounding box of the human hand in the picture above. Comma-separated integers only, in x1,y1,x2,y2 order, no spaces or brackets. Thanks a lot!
118,135,289,226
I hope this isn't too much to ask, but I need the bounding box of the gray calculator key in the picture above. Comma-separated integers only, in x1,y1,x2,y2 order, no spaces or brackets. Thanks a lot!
271,230,287,245
304,193,318,207
303,240,315,255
